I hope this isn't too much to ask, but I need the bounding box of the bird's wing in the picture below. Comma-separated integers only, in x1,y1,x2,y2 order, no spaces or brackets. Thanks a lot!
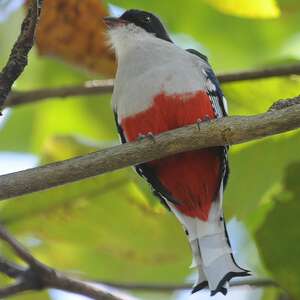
113,111,178,209
186,49,228,118
186,48,229,189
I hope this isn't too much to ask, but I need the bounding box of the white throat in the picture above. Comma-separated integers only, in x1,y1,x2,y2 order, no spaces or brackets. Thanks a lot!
109,24,208,119
107,24,155,59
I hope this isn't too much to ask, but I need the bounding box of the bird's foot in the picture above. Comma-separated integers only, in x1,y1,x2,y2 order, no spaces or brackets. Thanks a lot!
203,115,211,122
196,115,211,130
138,132,155,142
196,118,202,130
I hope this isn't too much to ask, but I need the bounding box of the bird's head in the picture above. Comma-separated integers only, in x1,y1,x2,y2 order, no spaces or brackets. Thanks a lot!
104,9,172,56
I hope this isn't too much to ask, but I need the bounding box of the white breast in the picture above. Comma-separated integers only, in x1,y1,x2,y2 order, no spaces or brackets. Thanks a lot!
111,29,208,120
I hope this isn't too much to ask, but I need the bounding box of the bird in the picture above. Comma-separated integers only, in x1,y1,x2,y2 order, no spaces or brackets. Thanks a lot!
104,9,250,296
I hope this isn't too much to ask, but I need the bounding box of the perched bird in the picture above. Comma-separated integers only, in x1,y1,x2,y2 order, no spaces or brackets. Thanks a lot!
105,9,249,296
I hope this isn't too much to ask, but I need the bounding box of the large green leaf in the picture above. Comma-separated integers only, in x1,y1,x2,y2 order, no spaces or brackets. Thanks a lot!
223,76,300,116
0,52,116,153
225,130,300,230
221,76,300,230
256,162,300,299
0,136,190,284
1,178,190,283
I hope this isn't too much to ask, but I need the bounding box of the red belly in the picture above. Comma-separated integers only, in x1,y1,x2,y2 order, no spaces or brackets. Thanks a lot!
121,91,221,221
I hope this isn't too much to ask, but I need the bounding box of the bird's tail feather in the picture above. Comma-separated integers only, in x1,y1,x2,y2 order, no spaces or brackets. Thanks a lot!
190,222,250,296
166,200,250,295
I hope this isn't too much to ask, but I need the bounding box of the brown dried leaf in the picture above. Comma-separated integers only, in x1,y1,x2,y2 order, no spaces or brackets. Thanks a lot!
32,0,116,76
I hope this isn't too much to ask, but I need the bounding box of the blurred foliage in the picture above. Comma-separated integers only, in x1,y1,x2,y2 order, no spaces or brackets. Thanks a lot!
109,0,300,70
204,0,281,19
0,0,300,299
31,0,116,76
0,0,25,23
256,162,300,299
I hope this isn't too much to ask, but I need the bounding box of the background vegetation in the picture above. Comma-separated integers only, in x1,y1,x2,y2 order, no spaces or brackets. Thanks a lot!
0,0,300,299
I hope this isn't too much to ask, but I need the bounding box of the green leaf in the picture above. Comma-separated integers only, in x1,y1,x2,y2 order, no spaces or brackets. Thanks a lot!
225,130,300,230
204,0,281,19
9,292,51,300
0,136,190,283
221,76,300,230
1,178,190,283
260,288,280,300
41,134,112,163
223,76,300,116
256,162,300,299
0,52,117,153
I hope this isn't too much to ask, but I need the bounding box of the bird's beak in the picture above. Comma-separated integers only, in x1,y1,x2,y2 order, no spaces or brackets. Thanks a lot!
103,16,129,29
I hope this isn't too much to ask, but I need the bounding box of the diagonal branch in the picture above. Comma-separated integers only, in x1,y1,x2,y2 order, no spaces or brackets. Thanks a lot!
0,281,36,299
4,63,300,108
0,0,43,110
0,96,299,201
0,226,46,270
0,225,135,300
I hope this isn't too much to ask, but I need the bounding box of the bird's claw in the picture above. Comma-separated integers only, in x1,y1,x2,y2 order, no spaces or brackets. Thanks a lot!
203,115,211,122
196,118,202,130
196,115,211,130
138,132,155,142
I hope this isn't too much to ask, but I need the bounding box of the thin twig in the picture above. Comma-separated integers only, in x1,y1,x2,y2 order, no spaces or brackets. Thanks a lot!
0,281,36,298
0,0,43,110
217,63,300,83
4,64,300,108
98,278,278,291
0,256,25,278
0,226,44,269
0,225,134,300
5,80,114,107
0,96,299,200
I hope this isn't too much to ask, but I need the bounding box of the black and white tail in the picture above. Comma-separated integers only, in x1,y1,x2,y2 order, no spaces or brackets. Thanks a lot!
189,214,250,295
167,196,250,296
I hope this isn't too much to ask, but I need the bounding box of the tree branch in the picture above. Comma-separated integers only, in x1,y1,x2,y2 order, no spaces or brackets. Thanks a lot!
0,96,299,200
0,256,25,278
0,0,43,110
217,63,300,83
97,278,278,291
4,63,300,108
0,225,134,299
0,281,36,298
5,80,114,107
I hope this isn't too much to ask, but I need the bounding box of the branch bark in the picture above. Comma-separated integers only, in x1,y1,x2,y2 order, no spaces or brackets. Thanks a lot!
5,79,114,107
97,278,278,291
0,96,299,201
4,63,300,108
217,63,300,83
0,225,131,300
0,0,43,110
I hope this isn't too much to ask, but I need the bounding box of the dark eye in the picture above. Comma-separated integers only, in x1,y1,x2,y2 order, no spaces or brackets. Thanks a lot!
143,15,151,23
